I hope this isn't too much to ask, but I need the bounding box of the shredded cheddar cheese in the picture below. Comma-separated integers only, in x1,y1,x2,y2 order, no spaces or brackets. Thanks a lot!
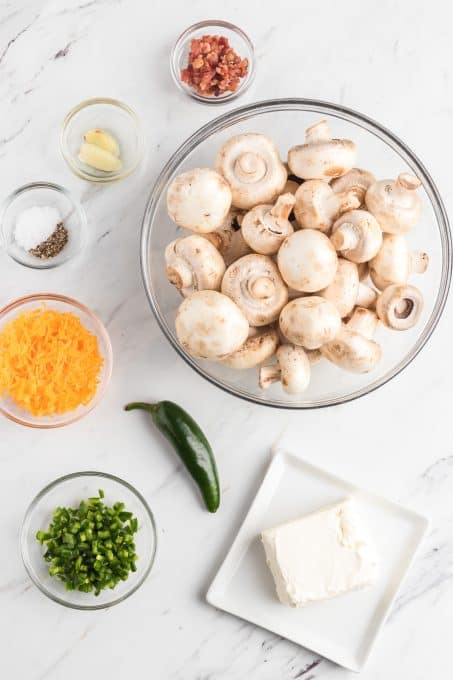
0,308,104,416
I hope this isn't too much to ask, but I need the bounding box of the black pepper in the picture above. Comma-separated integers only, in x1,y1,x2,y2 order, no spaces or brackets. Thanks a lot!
29,223,69,259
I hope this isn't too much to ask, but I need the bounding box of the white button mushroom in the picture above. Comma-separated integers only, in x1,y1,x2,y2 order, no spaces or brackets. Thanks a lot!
287,120,356,180
294,179,361,233
347,306,380,337
356,283,378,310
175,290,249,360
376,284,423,331
277,229,338,293
221,254,288,326
321,306,381,373
203,209,252,266
279,296,341,350
165,235,226,297
319,258,360,318
330,209,383,263
259,344,311,394
330,168,376,205
216,133,287,210
222,326,279,369
241,193,295,255
365,173,422,234
167,168,232,233
369,233,429,290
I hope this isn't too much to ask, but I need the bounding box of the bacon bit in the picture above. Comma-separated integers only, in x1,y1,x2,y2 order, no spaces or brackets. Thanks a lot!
181,34,249,97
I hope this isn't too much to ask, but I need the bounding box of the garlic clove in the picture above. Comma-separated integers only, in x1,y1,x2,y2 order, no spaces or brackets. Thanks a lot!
83,129,120,156
78,142,122,172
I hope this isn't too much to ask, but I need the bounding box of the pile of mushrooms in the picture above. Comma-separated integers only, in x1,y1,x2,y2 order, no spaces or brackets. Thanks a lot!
164,122,429,395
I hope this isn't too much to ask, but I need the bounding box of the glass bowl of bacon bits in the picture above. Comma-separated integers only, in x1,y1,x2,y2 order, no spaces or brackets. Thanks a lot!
171,20,255,104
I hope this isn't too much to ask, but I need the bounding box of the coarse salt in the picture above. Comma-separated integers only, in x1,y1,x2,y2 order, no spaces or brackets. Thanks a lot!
14,205,61,251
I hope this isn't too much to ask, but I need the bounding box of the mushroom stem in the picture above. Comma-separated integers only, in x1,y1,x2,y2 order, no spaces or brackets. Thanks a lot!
259,364,281,389
166,262,193,290
235,152,266,183
330,223,358,251
346,307,379,339
410,250,429,274
397,173,421,191
249,276,275,299
305,120,330,144
259,344,311,394
270,193,296,222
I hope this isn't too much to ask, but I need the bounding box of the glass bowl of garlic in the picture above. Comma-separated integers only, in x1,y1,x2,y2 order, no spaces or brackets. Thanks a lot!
60,98,145,183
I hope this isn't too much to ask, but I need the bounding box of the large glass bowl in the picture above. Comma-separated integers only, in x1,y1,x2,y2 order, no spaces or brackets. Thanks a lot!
21,472,157,610
141,99,451,409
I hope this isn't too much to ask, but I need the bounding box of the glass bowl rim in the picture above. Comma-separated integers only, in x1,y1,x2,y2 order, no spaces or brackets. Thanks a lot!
170,19,256,105
0,292,113,427
20,470,158,611
60,97,145,183
0,181,87,270
140,97,452,410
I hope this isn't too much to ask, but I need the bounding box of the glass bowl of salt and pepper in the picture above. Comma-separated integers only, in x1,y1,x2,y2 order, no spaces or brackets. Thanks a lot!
0,182,86,269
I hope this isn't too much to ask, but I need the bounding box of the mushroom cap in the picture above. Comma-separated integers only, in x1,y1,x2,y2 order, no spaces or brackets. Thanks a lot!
365,173,422,234
241,194,295,255
376,284,423,330
356,283,378,310
331,209,383,263
222,326,279,369
279,296,341,349
221,254,288,326
294,180,340,233
175,290,249,360
369,233,411,290
287,120,356,180
277,229,338,293
346,306,379,339
259,344,311,394
321,327,382,373
167,168,232,233
216,133,287,210
165,235,226,297
330,168,376,203
319,258,360,317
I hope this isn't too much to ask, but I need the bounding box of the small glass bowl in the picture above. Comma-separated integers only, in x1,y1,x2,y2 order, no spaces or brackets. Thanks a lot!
60,98,144,183
0,294,113,428
170,20,255,105
0,182,86,269
21,471,157,610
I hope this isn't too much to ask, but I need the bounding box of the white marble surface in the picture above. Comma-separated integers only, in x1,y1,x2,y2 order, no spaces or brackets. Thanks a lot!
1,1,452,678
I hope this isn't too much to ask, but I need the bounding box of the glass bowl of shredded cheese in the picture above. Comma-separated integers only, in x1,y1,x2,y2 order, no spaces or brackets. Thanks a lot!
0,294,113,428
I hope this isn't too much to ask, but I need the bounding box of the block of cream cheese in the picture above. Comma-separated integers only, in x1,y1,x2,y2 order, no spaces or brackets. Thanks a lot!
261,498,378,607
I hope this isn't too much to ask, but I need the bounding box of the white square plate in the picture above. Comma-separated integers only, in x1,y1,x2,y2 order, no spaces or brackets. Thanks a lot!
207,450,429,672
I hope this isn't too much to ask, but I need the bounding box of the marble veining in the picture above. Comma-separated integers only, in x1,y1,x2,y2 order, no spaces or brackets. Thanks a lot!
1,1,453,679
